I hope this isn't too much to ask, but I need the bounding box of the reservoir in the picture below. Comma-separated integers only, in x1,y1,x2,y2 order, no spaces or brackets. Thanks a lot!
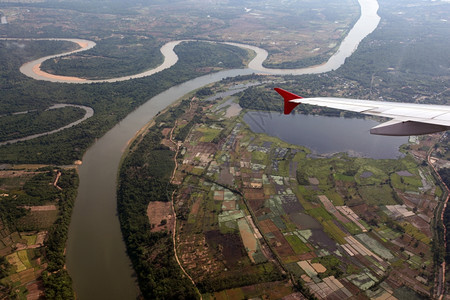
243,111,408,159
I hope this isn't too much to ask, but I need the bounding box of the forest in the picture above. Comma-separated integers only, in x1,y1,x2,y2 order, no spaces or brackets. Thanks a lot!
0,106,85,142
1,0,448,165
41,36,164,80
262,48,338,70
41,170,78,299
117,99,199,299
0,40,249,165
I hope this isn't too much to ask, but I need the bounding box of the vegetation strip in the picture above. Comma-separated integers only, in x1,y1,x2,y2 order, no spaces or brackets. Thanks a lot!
117,98,199,298
428,136,449,298
168,117,203,299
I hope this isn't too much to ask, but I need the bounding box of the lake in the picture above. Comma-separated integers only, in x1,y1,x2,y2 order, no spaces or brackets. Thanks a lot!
243,111,408,159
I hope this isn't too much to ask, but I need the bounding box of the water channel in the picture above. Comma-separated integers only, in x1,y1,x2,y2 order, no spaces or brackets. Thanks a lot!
0,104,94,146
9,0,381,298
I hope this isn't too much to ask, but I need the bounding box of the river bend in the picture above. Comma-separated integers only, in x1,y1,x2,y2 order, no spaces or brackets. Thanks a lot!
15,0,379,83
4,0,381,299
0,104,94,146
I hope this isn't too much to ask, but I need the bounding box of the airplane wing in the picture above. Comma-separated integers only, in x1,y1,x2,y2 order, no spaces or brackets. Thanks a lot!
274,88,450,136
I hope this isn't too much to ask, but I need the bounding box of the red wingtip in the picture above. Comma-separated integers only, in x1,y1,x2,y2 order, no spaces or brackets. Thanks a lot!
274,88,302,114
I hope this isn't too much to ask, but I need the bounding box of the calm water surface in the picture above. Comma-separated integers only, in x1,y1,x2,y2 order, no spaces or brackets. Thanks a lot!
244,112,408,159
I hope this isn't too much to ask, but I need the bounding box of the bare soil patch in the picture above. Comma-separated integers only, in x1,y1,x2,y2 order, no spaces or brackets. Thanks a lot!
190,197,201,215
259,219,278,234
248,198,265,212
23,205,57,212
243,188,265,200
147,201,173,232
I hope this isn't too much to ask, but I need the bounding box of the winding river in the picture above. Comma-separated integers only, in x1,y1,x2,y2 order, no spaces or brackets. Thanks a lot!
17,0,379,83
19,40,182,83
7,0,380,298
0,104,94,146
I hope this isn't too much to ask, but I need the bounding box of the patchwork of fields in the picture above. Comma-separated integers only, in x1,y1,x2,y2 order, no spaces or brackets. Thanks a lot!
145,81,442,299
0,167,78,299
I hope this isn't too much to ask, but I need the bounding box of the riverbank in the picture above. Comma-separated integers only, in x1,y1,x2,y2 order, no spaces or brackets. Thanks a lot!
3,0,383,298
0,104,94,146
13,0,380,84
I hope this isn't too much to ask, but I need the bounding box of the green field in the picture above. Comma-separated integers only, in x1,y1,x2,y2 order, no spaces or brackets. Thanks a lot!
322,220,347,245
197,126,223,143
285,234,310,254
400,222,431,245
308,207,334,221
358,185,398,205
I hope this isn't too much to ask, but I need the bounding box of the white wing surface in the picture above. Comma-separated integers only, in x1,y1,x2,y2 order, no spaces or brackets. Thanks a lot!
274,88,450,136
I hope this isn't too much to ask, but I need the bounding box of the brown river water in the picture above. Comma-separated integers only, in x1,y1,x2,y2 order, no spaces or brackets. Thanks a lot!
10,0,380,298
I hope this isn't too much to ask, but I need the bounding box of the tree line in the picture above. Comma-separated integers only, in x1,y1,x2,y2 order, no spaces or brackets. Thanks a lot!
117,99,199,299
0,40,249,165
